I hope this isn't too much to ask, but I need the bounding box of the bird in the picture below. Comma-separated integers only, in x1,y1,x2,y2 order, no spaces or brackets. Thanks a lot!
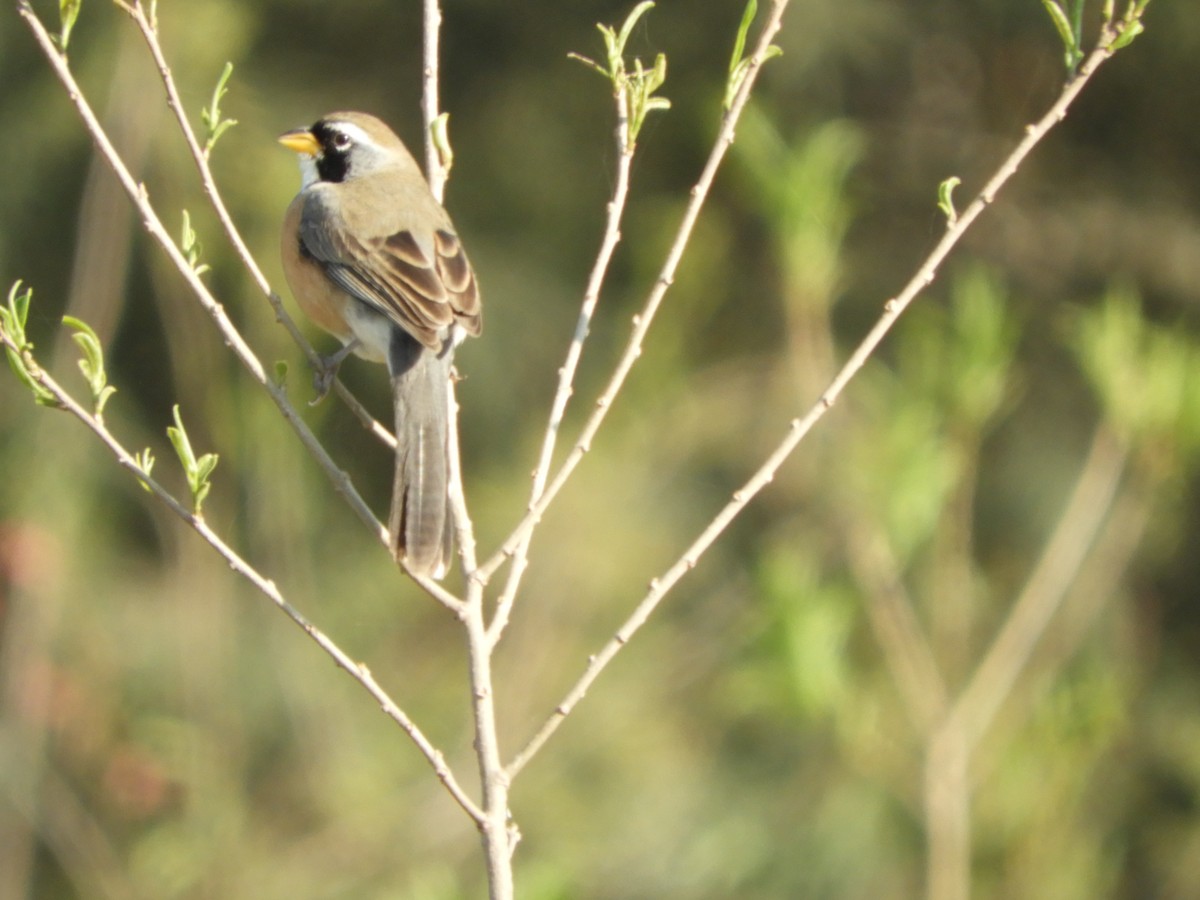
278,111,481,579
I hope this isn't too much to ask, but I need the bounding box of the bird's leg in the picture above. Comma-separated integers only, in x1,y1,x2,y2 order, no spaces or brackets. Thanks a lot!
310,338,361,405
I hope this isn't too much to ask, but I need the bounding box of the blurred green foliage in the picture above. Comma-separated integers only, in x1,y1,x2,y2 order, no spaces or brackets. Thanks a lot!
1,0,1197,898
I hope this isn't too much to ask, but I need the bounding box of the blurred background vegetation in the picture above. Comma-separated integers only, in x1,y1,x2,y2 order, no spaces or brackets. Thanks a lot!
1,0,1197,897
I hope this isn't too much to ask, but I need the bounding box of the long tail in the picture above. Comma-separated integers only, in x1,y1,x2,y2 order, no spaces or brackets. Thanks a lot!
388,330,452,578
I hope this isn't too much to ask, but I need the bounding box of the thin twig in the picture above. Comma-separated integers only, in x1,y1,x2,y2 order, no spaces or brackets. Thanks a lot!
486,90,637,648
114,0,393,443
505,25,1126,779
479,0,792,584
115,1,268,292
447,376,480,575
0,328,484,825
422,0,447,200
18,3,462,613
415,0,480,585
464,586,513,898
415,1,507,894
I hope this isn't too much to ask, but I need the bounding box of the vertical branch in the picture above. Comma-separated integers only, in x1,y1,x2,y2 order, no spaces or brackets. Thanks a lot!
113,2,271,296
422,0,447,199
465,592,515,899
487,89,636,647
479,0,793,583
418,0,508,895
447,382,480,573
0,332,482,822
418,0,478,576
115,0,389,441
17,3,473,614
505,10,1133,778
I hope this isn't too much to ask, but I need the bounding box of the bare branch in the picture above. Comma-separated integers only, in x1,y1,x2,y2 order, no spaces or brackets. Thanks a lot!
17,3,463,614
0,324,483,825
479,0,792,584
113,1,393,444
506,23,1128,779
417,2,510,896
422,0,447,199
487,89,637,648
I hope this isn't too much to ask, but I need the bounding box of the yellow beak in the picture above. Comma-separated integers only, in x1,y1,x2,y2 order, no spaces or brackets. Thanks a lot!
278,129,321,156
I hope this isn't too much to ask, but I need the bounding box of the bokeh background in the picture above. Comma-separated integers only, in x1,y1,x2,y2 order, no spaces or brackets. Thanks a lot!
2,0,1198,897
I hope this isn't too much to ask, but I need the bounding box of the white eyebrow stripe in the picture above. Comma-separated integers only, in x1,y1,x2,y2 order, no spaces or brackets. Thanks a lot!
330,121,382,152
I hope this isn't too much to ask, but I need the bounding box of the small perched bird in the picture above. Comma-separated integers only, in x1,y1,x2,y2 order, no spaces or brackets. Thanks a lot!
279,111,481,578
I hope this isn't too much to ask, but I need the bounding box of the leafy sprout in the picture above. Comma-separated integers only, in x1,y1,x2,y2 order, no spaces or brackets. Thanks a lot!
167,405,219,516
56,0,82,54
1,281,59,407
133,447,156,492
1040,0,1086,72
569,2,671,146
431,112,454,174
938,176,962,226
725,0,782,111
201,62,238,157
181,210,210,276
62,315,117,419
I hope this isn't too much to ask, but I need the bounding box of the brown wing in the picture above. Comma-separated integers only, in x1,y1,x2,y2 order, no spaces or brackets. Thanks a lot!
432,229,481,336
298,192,480,349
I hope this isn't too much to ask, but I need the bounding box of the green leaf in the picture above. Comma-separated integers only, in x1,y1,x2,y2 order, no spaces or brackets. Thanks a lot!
1,282,59,407
626,53,671,144
1041,0,1089,71
1110,19,1145,51
615,1,655,61
723,0,782,111
729,0,758,77
937,176,962,225
2,280,32,346
192,453,219,510
62,314,117,417
133,447,156,492
167,405,197,470
201,62,238,156
431,112,454,173
180,210,210,276
58,0,82,53
1040,0,1074,49
194,453,220,485
571,1,655,82
167,405,218,515
4,346,58,407
570,3,671,146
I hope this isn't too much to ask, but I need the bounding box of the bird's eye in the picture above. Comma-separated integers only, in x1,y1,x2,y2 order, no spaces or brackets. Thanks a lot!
331,131,352,151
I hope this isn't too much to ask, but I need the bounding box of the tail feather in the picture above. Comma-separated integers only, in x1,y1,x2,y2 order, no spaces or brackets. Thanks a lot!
388,330,452,578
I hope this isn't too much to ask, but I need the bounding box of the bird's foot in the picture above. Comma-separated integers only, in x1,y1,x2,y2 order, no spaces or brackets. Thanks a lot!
309,339,360,406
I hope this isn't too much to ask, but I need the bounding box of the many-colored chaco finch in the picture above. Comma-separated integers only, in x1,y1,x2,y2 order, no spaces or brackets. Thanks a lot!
279,111,481,578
